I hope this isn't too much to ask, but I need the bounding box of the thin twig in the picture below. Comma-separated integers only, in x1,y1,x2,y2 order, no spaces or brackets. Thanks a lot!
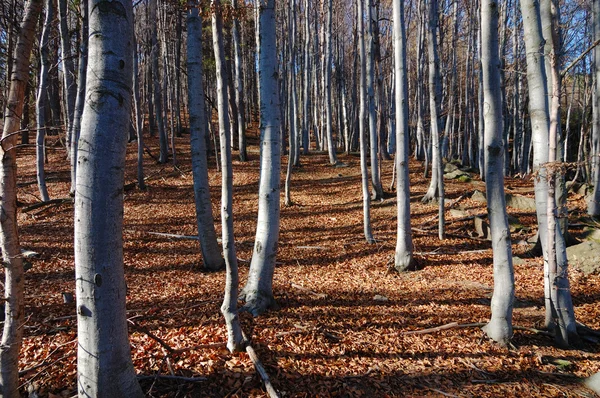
128,319,174,353
243,332,279,398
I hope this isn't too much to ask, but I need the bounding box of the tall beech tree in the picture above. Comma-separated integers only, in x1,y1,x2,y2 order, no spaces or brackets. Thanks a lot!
74,0,143,394
187,0,224,272
480,0,515,347
0,0,42,394
521,0,577,346
589,0,600,217
422,0,445,240
35,0,52,203
357,0,375,244
392,0,413,271
211,0,244,351
241,0,282,316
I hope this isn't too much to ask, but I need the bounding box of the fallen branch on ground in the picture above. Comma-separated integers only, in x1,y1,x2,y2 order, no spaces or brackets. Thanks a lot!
22,198,73,213
290,283,327,299
128,319,174,353
243,332,279,398
137,374,207,382
400,322,552,337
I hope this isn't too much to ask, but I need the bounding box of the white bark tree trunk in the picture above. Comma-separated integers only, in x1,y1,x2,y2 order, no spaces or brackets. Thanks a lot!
480,0,515,347
132,31,145,190
366,0,383,200
324,0,337,165
392,0,413,271
241,0,282,316
74,0,143,395
58,0,76,158
357,0,375,244
589,0,600,217
422,0,445,240
187,1,224,272
211,0,244,351
149,0,168,164
36,0,52,203
0,1,42,394
232,0,247,162
543,0,578,346
70,0,88,195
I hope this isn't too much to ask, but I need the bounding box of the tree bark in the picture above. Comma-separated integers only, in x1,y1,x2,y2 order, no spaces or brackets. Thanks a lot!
0,1,42,394
58,0,76,158
70,0,88,195
187,1,224,272
422,0,445,241
324,0,337,165
357,0,375,244
232,0,247,162
211,0,244,352
392,0,414,272
589,0,600,217
74,0,143,395
480,0,515,346
241,0,282,316
36,0,53,203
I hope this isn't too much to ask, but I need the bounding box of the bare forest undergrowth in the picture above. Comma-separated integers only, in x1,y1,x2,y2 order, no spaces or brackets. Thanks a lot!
9,129,600,397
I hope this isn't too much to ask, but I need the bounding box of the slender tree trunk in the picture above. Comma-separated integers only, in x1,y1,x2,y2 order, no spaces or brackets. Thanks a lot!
36,0,53,202
366,0,382,200
133,29,145,190
392,0,413,271
542,0,578,346
241,0,282,316
74,0,143,394
70,0,87,195
232,0,247,161
480,0,515,346
187,2,224,272
58,0,76,158
285,0,298,206
211,0,244,352
0,1,42,394
357,0,375,244
150,0,168,163
302,0,311,155
324,0,337,165
589,0,600,217
422,0,445,240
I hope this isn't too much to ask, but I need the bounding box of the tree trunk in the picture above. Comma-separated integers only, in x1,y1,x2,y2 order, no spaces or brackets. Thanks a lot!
422,0,445,241
392,0,414,271
211,0,244,352
36,0,53,203
133,28,145,190
324,0,337,165
241,0,282,317
232,0,247,162
187,2,224,272
589,0,600,217
0,0,42,394
357,0,375,244
74,0,143,395
70,0,88,195
58,0,76,158
366,0,383,200
542,0,578,346
150,0,168,163
480,0,515,346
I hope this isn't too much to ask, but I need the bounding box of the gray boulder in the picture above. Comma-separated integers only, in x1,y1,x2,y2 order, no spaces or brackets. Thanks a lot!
567,241,600,275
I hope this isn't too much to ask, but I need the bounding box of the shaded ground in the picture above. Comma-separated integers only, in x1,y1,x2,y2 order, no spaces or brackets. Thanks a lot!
10,129,600,397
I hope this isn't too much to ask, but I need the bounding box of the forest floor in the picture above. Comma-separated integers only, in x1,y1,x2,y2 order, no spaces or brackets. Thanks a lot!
10,128,600,398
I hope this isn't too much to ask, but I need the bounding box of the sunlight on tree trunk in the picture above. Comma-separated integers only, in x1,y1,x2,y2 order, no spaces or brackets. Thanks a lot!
392,0,414,271
480,0,515,347
211,0,244,352
74,0,143,394
241,0,282,316
0,0,42,394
